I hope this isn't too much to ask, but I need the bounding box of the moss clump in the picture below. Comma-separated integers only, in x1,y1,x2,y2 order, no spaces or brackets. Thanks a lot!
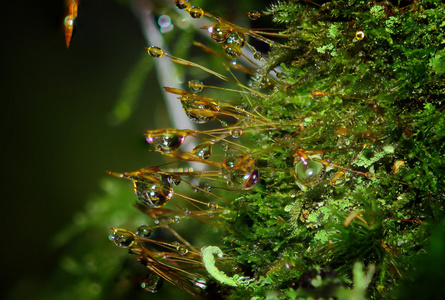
81,1,445,299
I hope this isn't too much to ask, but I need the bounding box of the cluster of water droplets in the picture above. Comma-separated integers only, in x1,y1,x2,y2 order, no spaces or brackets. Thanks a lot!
221,154,260,190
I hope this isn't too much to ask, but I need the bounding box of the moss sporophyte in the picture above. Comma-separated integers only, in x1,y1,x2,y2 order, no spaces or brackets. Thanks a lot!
103,0,444,299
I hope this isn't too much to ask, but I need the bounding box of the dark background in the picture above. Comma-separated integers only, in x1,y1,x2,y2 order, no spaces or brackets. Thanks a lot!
1,1,159,298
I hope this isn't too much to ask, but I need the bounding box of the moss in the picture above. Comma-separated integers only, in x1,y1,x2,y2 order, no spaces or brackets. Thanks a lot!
52,0,445,299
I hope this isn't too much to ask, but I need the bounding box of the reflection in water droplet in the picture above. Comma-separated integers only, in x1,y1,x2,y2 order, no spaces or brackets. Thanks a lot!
254,51,263,60
293,158,325,187
248,10,261,20
177,245,189,255
188,7,204,19
162,174,182,186
243,169,260,190
146,46,165,58
210,23,232,43
192,143,212,159
175,0,191,10
355,30,365,41
141,273,164,293
225,32,246,47
110,229,136,248
181,97,220,124
134,181,173,208
207,202,218,210
224,44,242,59
135,225,153,238
221,155,260,190
194,278,207,290
231,129,243,138
188,80,204,93
146,130,186,153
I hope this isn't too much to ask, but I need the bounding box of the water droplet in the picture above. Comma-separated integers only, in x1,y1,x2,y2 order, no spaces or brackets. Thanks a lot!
175,0,191,10
183,208,191,216
207,202,218,210
223,44,242,59
134,181,173,208
226,180,235,188
110,228,136,248
146,46,165,58
225,32,246,47
248,10,261,20
221,155,260,189
181,97,219,124
253,51,263,60
330,171,347,188
221,143,229,152
289,190,298,198
249,69,268,89
188,7,204,18
135,225,154,238
243,169,260,190
355,30,365,41
210,23,232,43
162,174,182,186
293,158,325,187
177,245,189,255
188,80,204,93
231,129,243,138
141,273,164,293
311,91,325,99
145,130,186,153
192,143,212,159
174,215,181,223
194,278,207,290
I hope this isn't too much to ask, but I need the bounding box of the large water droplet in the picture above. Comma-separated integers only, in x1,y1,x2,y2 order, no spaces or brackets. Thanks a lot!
141,273,164,293
188,7,204,18
293,158,325,187
243,168,260,190
135,225,153,239
223,44,242,59
181,97,220,124
146,46,165,58
145,130,186,153
191,143,212,159
134,181,173,208
109,228,136,248
188,80,204,93
225,31,246,47
210,23,232,43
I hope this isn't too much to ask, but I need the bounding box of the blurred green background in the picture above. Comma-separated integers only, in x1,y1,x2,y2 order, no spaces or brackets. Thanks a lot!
1,0,161,299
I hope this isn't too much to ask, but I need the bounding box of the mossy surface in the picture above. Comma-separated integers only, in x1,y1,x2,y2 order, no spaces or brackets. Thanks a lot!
48,1,444,299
